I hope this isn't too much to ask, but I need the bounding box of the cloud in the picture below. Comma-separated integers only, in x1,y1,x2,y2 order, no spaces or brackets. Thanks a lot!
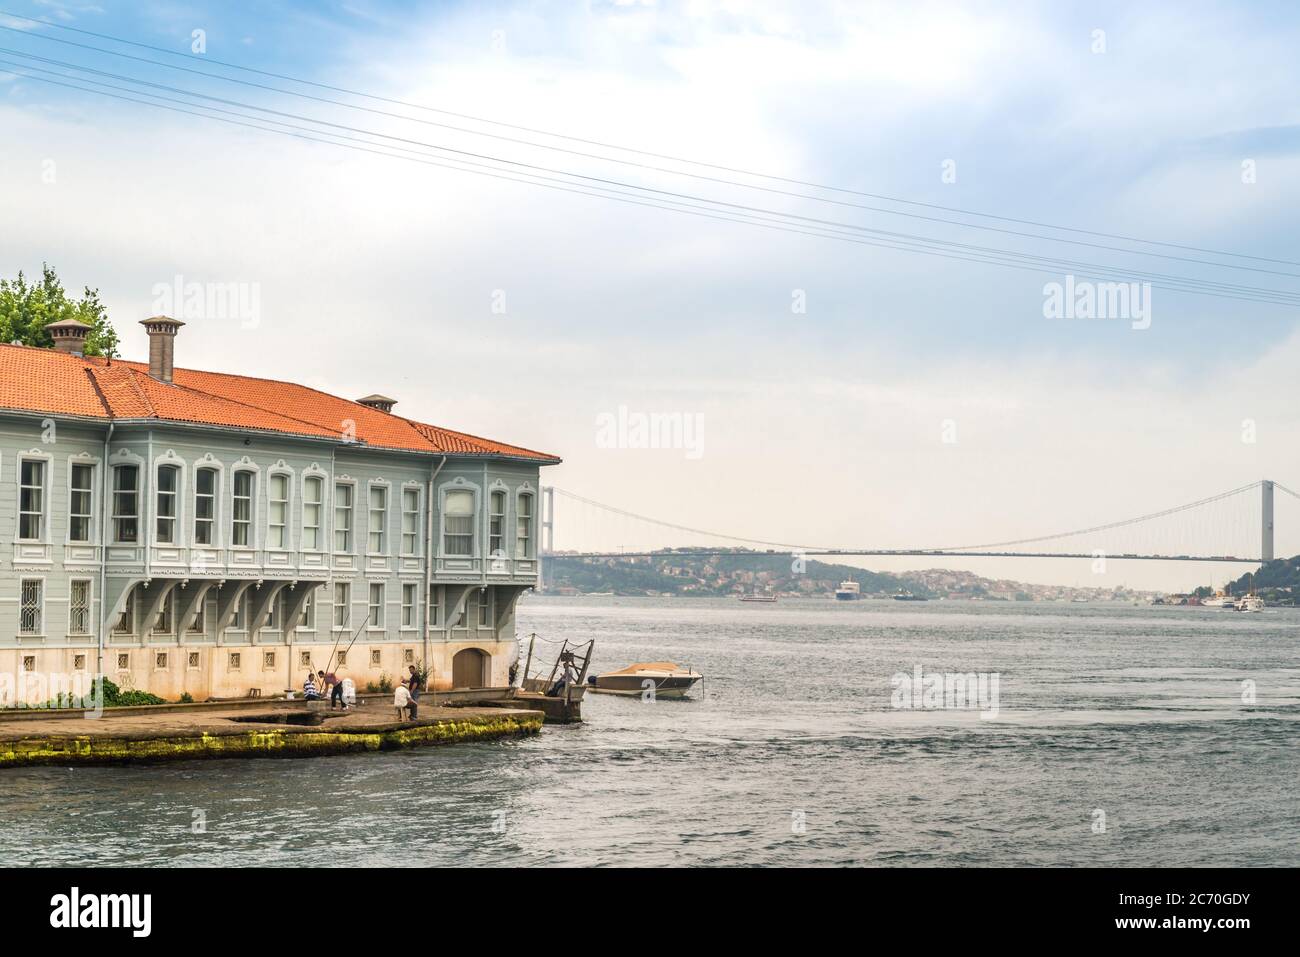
1,0,1297,591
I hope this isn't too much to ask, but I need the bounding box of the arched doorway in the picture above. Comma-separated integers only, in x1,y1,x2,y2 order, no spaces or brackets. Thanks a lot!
451,648,490,688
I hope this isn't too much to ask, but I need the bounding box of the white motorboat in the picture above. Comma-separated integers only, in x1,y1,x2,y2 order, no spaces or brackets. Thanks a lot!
588,661,703,698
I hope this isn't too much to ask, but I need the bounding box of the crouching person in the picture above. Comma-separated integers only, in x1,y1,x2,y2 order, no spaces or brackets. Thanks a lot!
394,678,412,720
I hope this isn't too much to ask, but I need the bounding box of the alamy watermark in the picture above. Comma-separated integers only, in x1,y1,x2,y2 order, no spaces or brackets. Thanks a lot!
596,405,705,460
151,275,262,329
891,664,1000,718
1043,275,1151,330
0,669,103,717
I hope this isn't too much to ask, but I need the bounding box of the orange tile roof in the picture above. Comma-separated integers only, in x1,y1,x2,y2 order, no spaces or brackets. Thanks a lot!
0,343,560,463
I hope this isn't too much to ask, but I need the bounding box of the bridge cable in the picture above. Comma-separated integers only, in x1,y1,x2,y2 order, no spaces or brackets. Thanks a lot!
934,481,1263,553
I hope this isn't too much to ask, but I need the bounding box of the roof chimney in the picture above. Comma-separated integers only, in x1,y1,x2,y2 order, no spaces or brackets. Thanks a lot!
356,394,397,413
47,318,92,355
140,316,185,383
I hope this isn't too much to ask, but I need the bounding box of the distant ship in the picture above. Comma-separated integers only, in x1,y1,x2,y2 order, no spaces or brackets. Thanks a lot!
834,581,861,601
1201,593,1235,608
1234,574,1264,612
892,590,929,602
739,592,777,603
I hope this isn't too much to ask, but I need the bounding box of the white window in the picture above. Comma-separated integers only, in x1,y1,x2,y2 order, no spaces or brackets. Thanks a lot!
18,459,45,541
443,489,474,557
153,591,173,635
263,594,279,630
401,488,420,555
231,594,246,631
402,583,416,627
302,476,323,550
69,580,91,635
301,589,316,630
268,473,289,549
333,582,350,628
194,467,217,545
489,490,506,559
69,463,94,543
112,465,140,543
232,470,254,547
368,486,387,554
188,597,206,634
19,579,42,634
477,588,493,628
516,493,534,559
155,464,179,544
429,584,441,627
113,589,135,635
334,483,353,552
368,582,385,628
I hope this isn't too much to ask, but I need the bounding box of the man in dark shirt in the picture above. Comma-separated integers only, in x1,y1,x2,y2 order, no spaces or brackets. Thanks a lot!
406,664,422,719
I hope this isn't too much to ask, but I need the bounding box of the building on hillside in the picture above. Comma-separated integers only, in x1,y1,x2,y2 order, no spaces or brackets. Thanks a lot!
0,316,560,703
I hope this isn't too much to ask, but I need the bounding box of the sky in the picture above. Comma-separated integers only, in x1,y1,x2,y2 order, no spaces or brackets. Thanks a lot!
2,0,1299,591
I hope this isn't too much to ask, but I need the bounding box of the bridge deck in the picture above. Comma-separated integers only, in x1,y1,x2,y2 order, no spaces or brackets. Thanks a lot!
547,550,1264,563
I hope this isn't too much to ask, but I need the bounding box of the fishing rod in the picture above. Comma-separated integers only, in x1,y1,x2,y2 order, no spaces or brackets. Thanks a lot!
320,611,371,694
320,605,351,677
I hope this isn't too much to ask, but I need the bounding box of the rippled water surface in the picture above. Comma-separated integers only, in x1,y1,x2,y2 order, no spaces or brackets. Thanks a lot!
2,597,1297,866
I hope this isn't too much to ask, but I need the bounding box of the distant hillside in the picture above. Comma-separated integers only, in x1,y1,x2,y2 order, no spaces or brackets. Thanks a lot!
541,550,1141,602
1221,556,1300,604
543,551,909,597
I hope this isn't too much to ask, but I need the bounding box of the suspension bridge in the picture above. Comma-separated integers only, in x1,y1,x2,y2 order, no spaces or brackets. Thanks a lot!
538,480,1300,566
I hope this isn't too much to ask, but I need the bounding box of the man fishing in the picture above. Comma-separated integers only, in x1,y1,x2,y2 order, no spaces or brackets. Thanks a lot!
319,669,346,710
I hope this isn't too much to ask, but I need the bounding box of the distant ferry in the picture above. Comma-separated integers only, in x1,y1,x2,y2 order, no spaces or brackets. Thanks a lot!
739,593,777,603
834,581,861,601
1234,575,1264,612
892,590,929,602
1201,593,1235,608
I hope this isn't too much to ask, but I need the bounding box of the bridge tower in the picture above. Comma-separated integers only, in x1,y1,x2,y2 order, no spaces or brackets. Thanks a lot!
1261,480,1275,562
540,486,555,590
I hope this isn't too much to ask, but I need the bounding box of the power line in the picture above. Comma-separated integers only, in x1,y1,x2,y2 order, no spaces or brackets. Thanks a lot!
1,10,1297,271
4,55,1299,306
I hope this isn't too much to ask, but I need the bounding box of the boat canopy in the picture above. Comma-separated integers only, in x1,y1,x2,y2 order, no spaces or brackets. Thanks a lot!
601,662,685,675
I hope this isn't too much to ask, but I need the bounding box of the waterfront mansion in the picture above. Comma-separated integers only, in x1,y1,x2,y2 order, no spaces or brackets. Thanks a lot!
0,317,559,703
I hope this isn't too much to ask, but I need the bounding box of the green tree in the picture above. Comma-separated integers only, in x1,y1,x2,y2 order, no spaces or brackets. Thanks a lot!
0,264,119,357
